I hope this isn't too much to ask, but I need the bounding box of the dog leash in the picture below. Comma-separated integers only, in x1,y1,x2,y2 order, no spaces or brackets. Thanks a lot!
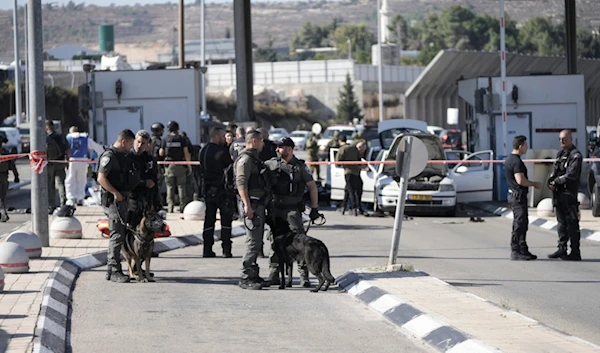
114,200,138,233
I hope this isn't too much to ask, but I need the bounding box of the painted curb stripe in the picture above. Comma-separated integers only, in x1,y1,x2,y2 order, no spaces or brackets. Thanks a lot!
424,326,469,351
402,314,443,338
0,262,29,267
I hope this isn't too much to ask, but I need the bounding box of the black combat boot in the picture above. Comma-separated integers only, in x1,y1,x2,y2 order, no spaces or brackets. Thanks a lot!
265,266,280,287
106,266,130,283
510,251,531,261
520,246,537,260
238,278,263,290
565,250,581,261
547,246,568,259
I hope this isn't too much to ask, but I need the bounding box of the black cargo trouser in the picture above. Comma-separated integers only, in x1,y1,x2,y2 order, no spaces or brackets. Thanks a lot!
344,174,362,211
555,192,581,252
203,187,234,255
104,199,130,272
508,189,529,253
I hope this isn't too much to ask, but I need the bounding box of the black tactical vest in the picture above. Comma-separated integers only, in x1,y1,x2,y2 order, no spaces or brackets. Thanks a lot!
164,134,186,161
101,147,141,193
272,159,304,198
235,149,270,192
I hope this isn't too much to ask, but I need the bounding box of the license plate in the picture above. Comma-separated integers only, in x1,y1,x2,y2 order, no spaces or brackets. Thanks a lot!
409,194,432,201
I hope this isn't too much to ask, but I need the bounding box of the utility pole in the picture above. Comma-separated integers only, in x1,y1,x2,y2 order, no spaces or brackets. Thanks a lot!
200,0,207,119
376,0,384,122
13,0,23,126
178,0,185,68
24,3,29,124
27,0,49,246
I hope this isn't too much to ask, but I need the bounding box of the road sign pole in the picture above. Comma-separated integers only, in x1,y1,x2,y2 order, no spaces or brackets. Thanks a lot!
388,136,412,266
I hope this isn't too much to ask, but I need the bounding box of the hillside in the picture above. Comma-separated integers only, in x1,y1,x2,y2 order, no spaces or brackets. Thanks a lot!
1,0,599,63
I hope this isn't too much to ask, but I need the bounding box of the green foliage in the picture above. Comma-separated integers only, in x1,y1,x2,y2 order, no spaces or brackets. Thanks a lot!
336,74,363,123
293,4,600,66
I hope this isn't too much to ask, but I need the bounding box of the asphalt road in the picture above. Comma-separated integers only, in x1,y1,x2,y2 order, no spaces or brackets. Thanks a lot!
69,214,435,353
70,206,600,349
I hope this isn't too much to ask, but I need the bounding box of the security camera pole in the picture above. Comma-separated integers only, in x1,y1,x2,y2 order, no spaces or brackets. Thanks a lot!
388,137,412,265
27,0,49,246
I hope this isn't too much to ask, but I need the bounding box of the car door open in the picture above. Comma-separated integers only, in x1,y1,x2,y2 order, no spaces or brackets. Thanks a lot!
450,150,494,203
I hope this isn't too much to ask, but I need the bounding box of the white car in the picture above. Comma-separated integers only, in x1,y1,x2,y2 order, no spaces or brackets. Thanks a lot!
289,130,311,150
375,135,493,216
328,118,429,205
269,128,289,142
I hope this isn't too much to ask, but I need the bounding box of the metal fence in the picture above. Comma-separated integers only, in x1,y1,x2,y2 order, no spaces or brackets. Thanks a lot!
43,71,87,89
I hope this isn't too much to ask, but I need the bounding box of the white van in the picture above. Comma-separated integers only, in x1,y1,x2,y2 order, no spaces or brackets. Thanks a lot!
0,127,22,154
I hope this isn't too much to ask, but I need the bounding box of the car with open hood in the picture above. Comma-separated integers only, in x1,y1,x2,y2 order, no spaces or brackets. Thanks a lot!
375,134,493,216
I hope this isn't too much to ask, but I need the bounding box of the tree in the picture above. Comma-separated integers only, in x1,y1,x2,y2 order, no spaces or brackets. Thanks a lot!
330,23,376,64
577,28,600,59
519,17,564,55
336,74,363,123
254,37,278,62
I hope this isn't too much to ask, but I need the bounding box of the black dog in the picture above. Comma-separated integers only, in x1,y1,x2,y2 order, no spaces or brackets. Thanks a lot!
269,218,336,292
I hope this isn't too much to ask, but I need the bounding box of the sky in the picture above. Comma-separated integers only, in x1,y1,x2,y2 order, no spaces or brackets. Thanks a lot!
0,0,298,10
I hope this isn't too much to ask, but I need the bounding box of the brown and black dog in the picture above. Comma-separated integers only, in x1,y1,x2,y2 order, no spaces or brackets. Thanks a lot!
122,208,165,282
269,217,336,292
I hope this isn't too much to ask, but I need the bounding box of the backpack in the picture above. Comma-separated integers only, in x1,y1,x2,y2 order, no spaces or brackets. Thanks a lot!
46,134,62,161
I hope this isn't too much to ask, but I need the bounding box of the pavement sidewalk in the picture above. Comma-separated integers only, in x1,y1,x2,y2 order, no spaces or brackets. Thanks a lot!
0,206,243,353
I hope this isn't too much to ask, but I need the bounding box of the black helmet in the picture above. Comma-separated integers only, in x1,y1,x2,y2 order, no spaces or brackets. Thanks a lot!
151,122,164,134
167,121,179,132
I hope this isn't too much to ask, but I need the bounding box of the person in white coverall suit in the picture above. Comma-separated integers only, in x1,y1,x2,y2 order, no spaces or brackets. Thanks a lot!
65,126,105,206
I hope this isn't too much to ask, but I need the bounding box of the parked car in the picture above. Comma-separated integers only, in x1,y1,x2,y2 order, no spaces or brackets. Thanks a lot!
269,127,290,142
374,135,493,216
427,125,444,136
327,119,429,205
317,125,362,160
289,130,311,150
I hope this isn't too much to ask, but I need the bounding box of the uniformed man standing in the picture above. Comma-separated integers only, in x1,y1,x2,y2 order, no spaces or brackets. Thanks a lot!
150,122,165,206
264,137,321,287
504,135,542,260
236,130,269,290
548,130,583,261
257,127,277,161
230,127,246,161
180,131,197,203
97,129,140,283
0,134,19,222
46,121,70,211
129,130,160,227
199,127,234,258
159,121,192,213
306,133,320,180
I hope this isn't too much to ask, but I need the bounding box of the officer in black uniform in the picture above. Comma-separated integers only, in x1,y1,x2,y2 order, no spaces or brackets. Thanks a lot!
264,137,322,287
97,129,140,283
199,127,234,258
230,126,246,161
504,135,542,260
548,129,583,261
129,130,160,227
159,121,192,213
150,122,165,207
257,127,277,162
0,134,19,222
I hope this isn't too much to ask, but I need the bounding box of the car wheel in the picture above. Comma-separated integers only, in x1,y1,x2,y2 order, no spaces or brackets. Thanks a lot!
592,184,600,217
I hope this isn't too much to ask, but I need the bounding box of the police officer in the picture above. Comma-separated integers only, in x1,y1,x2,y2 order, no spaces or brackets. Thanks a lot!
129,130,160,226
46,121,70,211
230,126,246,161
180,131,197,203
548,130,583,261
199,127,234,258
306,133,320,180
504,136,542,260
97,129,140,283
150,122,165,205
159,121,192,213
257,127,277,161
264,137,321,287
0,134,18,222
236,130,270,290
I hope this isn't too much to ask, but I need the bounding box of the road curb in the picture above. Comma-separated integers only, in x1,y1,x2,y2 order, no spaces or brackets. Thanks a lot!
472,203,600,243
336,270,501,353
32,225,247,353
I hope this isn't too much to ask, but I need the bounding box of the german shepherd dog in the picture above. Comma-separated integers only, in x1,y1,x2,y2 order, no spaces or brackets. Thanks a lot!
268,217,336,292
122,205,166,282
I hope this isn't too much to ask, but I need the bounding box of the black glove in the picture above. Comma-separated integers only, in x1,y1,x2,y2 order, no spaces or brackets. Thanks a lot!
309,207,321,221
13,176,19,183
